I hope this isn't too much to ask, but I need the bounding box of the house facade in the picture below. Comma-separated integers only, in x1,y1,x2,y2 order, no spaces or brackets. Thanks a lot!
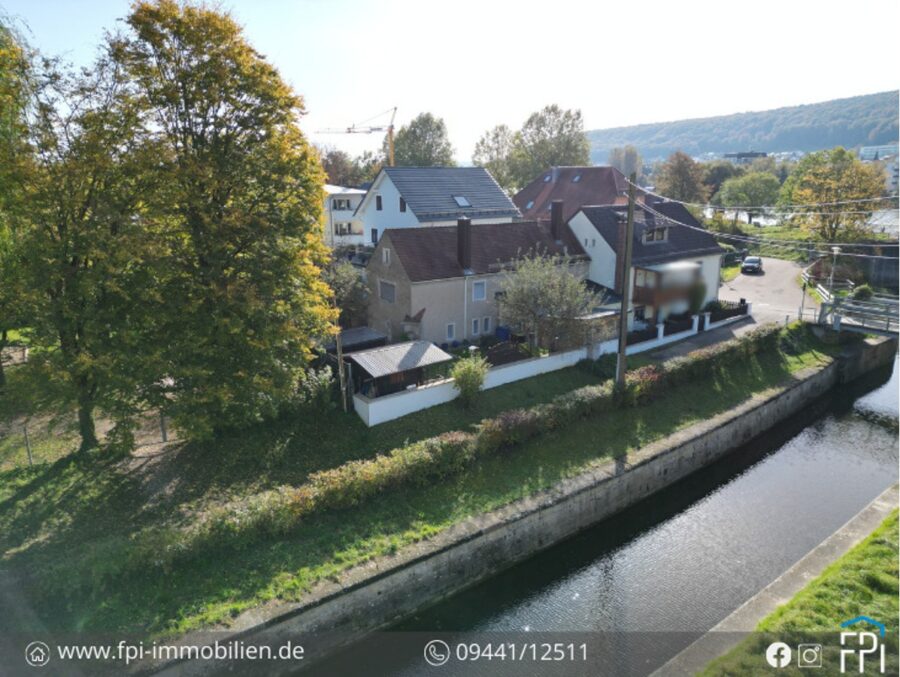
568,201,724,323
365,215,588,345
323,184,367,249
353,166,521,246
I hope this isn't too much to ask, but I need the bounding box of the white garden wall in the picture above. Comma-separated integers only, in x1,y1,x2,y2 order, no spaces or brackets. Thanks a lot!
353,312,734,427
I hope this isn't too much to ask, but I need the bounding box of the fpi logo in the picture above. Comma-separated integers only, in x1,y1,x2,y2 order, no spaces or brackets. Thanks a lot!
839,616,886,674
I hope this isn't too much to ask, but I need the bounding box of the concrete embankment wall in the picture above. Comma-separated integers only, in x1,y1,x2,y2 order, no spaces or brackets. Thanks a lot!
155,337,897,676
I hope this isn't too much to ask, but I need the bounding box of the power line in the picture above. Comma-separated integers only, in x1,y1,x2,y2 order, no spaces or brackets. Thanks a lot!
638,201,899,261
629,178,898,212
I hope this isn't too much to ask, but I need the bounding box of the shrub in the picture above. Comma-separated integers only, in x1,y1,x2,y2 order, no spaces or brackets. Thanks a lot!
851,284,873,301
452,355,489,408
688,281,707,315
296,366,335,411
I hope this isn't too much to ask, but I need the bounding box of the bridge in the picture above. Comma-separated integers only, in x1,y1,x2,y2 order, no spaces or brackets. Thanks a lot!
819,296,899,336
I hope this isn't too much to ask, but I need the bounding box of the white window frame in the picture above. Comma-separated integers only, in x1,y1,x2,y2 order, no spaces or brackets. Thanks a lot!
382,248,391,265
446,323,455,340
472,318,480,335
472,281,486,301
483,316,491,333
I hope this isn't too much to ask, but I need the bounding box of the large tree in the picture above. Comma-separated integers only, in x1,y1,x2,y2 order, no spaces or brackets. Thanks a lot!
472,124,515,191
118,0,335,438
19,49,162,451
319,147,380,187
655,151,708,203
473,106,590,192
702,160,744,202
779,147,886,241
510,105,590,188
608,145,643,180
717,171,781,219
499,254,597,350
387,112,454,166
0,21,30,387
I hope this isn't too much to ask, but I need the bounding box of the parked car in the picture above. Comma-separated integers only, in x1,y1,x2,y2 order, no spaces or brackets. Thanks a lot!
741,256,763,274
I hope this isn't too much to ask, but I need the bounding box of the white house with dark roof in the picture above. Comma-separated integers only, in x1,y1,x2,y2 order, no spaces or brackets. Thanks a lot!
568,201,724,323
353,166,521,245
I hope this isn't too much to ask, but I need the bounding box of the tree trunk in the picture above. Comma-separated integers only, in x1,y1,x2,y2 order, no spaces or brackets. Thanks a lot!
77,384,99,453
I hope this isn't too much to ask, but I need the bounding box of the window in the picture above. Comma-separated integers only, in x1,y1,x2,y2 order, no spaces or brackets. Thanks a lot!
382,248,391,265
371,228,378,244
584,238,588,247
446,323,455,340
483,316,491,333
376,195,382,211
573,174,581,183
472,281,486,301
332,198,351,210
543,174,551,182
591,238,596,248
399,197,406,212
453,195,471,207
334,222,352,235
526,200,534,209
379,280,395,303
472,318,480,335
634,306,646,321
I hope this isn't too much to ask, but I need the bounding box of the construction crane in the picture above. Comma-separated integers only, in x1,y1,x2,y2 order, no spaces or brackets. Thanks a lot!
319,107,398,166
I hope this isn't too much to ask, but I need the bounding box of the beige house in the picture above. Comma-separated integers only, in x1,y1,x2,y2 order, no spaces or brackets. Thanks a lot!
366,210,589,346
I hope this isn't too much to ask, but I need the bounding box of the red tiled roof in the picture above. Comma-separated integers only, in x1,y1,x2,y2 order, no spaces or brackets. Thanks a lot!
513,166,645,223
383,222,587,282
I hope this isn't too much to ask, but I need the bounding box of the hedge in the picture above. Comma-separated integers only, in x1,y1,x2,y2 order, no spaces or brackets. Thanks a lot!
72,324,789,588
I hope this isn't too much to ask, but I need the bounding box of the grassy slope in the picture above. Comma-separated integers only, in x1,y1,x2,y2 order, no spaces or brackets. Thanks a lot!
721,263,741,282
701,510,899,676
0,329,837,638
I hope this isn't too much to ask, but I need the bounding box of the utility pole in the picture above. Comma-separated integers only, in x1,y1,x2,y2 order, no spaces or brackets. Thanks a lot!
335,325,348,413
615,173,637,387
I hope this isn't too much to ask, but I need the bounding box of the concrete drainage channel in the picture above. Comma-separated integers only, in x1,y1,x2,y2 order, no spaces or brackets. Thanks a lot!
148,337,898,676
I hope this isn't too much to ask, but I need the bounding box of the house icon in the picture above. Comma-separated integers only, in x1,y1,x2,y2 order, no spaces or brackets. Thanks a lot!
841,616,887,637
24,641,51,667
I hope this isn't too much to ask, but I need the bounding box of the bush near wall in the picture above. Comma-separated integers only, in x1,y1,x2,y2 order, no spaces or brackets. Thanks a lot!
73,324,791,587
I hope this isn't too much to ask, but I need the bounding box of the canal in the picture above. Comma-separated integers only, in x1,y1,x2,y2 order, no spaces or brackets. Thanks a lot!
315,358,898,676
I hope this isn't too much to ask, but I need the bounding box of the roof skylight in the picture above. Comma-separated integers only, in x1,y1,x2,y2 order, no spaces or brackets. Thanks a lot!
453,196,471,207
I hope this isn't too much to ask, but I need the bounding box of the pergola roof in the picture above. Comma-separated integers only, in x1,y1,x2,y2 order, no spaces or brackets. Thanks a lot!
346,341,453,379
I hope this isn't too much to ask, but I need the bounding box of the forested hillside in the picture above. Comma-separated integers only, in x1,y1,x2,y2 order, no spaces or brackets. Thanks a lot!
588,91,898,162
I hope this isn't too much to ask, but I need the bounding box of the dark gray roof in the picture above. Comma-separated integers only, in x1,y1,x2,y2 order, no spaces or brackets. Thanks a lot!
380,167,521,221
346,340,453,378
325,326,387,353
578,201,724,265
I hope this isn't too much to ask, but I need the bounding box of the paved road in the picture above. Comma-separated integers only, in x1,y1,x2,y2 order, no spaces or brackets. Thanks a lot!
719,256,818,324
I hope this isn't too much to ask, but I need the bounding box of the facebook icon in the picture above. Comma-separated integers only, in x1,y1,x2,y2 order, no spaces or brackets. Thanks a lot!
766,642,792,668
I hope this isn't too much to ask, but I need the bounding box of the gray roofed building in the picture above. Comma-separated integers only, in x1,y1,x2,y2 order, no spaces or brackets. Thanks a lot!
346,340,453,379
353,166,521,245
379,167,520,221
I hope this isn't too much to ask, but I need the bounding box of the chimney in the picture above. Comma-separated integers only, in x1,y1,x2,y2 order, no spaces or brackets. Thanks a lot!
615,214,627,293
457,217,472,271
550,200,563,243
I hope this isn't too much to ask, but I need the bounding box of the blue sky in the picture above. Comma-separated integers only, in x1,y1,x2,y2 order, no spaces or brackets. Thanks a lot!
3,0,898,162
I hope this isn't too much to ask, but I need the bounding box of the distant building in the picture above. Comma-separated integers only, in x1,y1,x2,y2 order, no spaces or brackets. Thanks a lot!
866,209,899,238
324,184,367,249
859,144,899,162
353,167,520,246
723,151,768,165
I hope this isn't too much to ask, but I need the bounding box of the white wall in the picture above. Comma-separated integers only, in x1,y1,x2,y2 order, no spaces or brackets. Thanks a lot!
355,173,422,245
569,211,616,288
324,190,366,248
697,254,722,304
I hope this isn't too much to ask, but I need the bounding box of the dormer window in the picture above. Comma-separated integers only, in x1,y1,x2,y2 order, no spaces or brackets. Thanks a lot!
643,227,668,243
453,195,471,207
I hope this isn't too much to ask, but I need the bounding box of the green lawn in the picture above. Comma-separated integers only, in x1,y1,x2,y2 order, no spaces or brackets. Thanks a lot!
0,327,838,638
721,263,741,282
701,510,899,676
